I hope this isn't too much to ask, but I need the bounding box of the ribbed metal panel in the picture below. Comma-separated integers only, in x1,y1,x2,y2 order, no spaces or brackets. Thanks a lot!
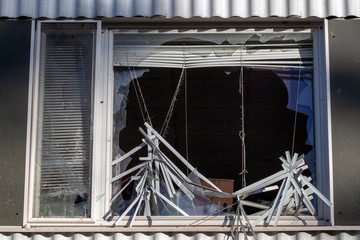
0,0,359,19
1,232,360,240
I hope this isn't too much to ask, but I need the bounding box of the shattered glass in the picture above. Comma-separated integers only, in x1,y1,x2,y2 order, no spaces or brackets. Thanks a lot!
111,29,319,220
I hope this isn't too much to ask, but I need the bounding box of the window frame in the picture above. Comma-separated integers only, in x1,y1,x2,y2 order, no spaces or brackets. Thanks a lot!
25,21,332,227
103,25,332,227
26,20,102,224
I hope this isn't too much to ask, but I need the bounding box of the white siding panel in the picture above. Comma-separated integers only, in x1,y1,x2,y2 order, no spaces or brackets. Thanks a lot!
230,0,250,18
347,0,360,17
154,0,167,16
96,0,114,17
307,0,327,18
0,0,18,18
250,0,269,18
1,0,360,19
288,0,300,17
58,0,77,18
37,0,58,19
133,0,149,17
114,0,132,17
1,232,360,240
172,0,191,18
212,0,230,18
18,0,33,17
77,0,96,18
269,0,287,17
192,0,211,18
327,0,344,17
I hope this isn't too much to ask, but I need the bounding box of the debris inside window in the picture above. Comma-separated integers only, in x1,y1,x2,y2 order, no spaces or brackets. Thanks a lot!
110,122,330,236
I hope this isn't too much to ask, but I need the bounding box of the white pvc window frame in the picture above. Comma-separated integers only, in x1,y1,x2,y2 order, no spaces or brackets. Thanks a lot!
104,26,332,227
25,20,103,225
23,22,332,228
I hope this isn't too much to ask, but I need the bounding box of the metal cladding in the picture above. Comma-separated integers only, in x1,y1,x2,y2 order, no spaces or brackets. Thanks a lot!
1,232,360,240
0,0,359,19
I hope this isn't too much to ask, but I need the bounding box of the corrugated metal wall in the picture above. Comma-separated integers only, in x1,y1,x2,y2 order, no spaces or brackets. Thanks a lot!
1,231,360,240
0,0,359,19
0,20,31,226
329,19,360,225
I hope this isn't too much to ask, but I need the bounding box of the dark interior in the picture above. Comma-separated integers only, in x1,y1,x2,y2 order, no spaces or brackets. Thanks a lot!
115,66,311,210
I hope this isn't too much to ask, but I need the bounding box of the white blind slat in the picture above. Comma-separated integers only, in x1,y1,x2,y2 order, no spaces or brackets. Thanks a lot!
113,32,313,68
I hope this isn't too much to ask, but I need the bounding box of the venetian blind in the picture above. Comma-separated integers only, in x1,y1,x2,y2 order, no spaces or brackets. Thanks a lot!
34,23,95,217
113,29,313,69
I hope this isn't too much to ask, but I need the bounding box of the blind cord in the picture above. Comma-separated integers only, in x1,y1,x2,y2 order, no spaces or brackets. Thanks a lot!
128,65,153,127
291,66,302,156
239,45,247,188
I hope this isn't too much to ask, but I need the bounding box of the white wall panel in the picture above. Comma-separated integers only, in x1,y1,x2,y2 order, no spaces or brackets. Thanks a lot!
1,0,360,19
1,232,360,240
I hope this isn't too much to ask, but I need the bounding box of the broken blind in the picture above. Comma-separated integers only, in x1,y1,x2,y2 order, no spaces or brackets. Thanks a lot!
113,28,313,69
34,23,96,217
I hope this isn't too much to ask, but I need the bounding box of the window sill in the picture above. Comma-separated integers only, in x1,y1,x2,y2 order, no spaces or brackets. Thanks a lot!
26,215,323,226
7,216,334,232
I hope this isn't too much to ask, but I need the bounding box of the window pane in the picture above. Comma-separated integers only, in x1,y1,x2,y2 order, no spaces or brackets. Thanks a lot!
33,23,95,218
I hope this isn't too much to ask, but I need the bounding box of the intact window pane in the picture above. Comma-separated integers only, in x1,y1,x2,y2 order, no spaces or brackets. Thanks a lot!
33,23,95,218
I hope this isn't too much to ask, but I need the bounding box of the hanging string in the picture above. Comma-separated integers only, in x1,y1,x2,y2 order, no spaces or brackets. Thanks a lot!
239,45,247,188
184,66,190,175
159,44,190,174
291,62,302,156
159,67,186,137
126,53,153,126
183,43,190,175
130,72,146,123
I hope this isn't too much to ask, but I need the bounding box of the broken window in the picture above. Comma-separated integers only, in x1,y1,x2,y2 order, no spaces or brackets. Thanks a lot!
110,29,320,220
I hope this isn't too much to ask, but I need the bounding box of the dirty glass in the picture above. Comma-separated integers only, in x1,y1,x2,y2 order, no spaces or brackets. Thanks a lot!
111,30,315,217
33,23,96,218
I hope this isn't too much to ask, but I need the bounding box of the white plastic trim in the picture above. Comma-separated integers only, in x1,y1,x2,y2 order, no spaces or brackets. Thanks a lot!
23,19,36,228
323,19,335,226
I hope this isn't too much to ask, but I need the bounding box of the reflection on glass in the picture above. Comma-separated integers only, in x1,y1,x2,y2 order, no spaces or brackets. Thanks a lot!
33,24,95,217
